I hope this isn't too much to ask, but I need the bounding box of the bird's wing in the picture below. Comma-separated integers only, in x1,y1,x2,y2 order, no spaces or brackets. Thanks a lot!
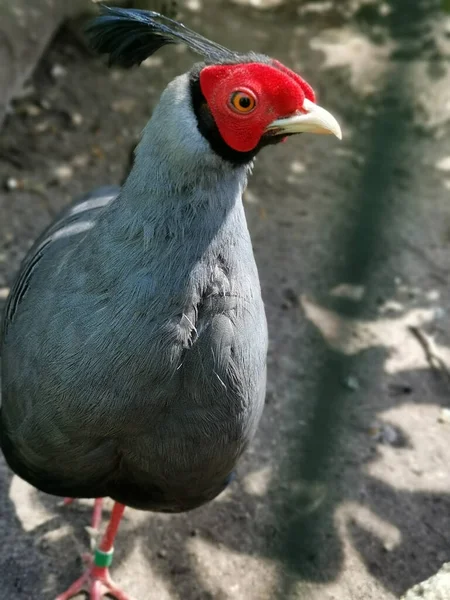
2,185,120,338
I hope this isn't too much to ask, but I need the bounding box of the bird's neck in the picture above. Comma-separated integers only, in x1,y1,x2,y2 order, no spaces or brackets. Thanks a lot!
112,71,253,233
108,116,252,247
92,131,255,302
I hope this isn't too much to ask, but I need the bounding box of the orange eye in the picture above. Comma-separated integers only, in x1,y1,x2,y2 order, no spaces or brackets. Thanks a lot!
230,91,256,114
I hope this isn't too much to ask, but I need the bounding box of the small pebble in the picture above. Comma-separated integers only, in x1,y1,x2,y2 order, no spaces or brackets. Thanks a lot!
51,64,67,79
378,299,403,314
71,154,89,169
19,103,41,117
39,98,51,110
71,113,84,127
157,549,167,559
383,539,396,552
330,283,365,301
426,290,440,301
34,121,51,134
343,375,360,391
290,160,306,174
369,422,399,445
53,165,74,182
185,0,202,10
438,408,450,424
142,56,163,68
5,177,20,191
297,1,333,14
436,156,450,172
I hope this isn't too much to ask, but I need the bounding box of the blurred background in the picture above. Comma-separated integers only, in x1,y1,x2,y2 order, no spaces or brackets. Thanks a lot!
0,0,450,599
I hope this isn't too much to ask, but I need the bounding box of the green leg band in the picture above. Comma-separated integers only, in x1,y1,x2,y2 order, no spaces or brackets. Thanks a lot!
94,547,114,568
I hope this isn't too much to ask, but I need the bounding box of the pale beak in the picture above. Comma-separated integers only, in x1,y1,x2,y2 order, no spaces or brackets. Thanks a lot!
266,98,342,140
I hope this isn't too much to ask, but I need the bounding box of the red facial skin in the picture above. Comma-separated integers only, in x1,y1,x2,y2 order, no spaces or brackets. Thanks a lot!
199,62,316,153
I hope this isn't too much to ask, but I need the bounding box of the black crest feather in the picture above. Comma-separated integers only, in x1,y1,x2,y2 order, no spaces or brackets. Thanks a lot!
85,5,237,68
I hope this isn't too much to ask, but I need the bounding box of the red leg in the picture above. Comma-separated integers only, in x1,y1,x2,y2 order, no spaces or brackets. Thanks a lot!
91,498,104,531
62,497,103,529
56,502,130,600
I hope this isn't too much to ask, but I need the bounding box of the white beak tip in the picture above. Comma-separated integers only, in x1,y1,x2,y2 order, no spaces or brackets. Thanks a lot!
267,99,342,140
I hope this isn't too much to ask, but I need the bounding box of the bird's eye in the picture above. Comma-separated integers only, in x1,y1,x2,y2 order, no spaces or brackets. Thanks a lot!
230,91,256,114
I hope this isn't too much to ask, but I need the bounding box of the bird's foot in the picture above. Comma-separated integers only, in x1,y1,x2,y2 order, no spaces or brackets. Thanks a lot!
56,501,126,599
55,555,131,600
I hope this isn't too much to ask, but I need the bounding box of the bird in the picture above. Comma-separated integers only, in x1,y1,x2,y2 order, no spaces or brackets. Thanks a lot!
0,6,341,600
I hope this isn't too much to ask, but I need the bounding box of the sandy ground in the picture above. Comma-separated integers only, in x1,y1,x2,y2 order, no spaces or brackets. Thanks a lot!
1,1,450,599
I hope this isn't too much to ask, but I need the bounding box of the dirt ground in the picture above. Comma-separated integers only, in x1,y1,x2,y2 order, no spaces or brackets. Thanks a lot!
1,1,450,599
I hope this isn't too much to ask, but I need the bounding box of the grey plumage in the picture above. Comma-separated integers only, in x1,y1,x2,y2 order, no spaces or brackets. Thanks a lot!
0,72,267,512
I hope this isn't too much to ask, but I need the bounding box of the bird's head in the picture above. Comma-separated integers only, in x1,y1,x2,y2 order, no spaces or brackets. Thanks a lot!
86,6,341,166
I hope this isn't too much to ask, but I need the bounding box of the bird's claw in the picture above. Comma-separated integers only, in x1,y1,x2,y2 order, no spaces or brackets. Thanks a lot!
55,563,132,600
